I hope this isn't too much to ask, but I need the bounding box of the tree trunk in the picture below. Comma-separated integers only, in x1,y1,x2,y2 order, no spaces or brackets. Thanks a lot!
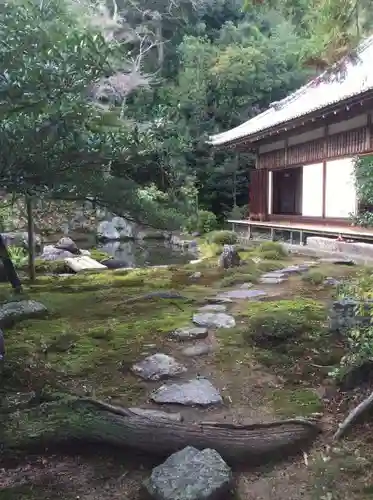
26,195,36,282
0,234,22,293
3,398,321,464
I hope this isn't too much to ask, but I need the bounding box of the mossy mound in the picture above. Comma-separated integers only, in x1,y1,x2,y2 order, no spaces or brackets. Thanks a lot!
270,388,323,417
256,241,287,260
241,299,326,346
301,270,327,286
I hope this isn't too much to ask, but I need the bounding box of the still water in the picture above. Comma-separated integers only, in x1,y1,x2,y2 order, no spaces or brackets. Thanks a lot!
78,238,197,268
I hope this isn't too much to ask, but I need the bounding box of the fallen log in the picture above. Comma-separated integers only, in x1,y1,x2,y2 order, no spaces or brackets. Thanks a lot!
333,390,373,440
3,397,321,464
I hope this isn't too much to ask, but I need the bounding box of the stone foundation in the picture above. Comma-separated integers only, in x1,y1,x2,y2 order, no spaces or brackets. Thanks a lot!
306,236,373,262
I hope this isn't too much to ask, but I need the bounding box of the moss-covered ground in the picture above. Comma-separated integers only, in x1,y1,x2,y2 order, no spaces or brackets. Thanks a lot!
2,241,373,500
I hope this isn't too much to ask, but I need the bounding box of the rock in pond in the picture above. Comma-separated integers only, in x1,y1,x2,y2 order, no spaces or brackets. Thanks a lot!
151,379,222,406
131,353,187,381
0,300,48,327
193,312,235,329
55,237,80,255
101,258,129,269
170,327,208,341
144,446,232,500
40,245,75,261
129,407,183,422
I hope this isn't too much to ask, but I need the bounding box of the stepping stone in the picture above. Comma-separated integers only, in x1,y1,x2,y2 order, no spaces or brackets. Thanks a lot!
239,283,252,289
0,300,48,327
205,296,233,304
129,407,183,422
181,343,213,357
171,326,208,341
189,271,202,279
193,312,235,329
260,272,288,284
324,277,342,286
216,289,267,301
144,446,232,500
278,266,304,275
151,378,222,406
198,304,227,312
320,258,355,266
131,353,187,381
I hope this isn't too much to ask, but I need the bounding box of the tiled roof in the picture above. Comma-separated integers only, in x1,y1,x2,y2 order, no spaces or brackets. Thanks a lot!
209,35,373,147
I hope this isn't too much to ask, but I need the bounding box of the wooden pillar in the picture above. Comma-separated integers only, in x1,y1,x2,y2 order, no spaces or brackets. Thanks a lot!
322,125,328,218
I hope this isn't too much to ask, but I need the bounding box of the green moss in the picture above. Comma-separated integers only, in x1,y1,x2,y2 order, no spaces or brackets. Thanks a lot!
270,388,323,417
220,273,258,287
257,260,286,273
90,248,111,261
241,299,326,345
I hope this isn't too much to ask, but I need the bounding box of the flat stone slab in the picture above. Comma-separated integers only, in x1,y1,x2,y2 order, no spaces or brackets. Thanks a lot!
239,283,252,289
261,272,287,279
144,446,232,500
151,379,222,406
129,407,183,422
0,300,48,327
198,304,227,312
193,312,235,329
320,258,355,266
205,297,233,304
131,354,187,381
259,276,287,284
181,343,213,357
216,289,267,300
278,265,304,275
171,326,208,341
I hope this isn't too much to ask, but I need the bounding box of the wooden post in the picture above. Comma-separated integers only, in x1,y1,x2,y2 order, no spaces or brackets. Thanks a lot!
0,234,22,293
26,196,36,282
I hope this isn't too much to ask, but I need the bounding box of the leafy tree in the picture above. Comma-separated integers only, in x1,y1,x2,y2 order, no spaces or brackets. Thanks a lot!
0,0,185,230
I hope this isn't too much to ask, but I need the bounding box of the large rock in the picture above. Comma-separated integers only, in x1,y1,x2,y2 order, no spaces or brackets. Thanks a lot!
97,221,120,241
193,312,236,329
144,446,232,500
55,237,80,255
131,353,187,381
112,216,135,239
101,258,129,269
151,379,222,406
329,298,373,332
40,245,75,261
218,245,241,269
0,300,48,327
1,231,42,250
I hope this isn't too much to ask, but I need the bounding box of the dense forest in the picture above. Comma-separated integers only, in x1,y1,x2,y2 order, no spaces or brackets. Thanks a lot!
2,0,373,229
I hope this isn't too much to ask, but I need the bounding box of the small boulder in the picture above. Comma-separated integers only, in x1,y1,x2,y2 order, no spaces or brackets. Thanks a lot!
193,312,236,329
218,244,241,269
151,378,222,406
189,271,202,280
217,289,267,301
0,300,47,327
170,327,208,341
55,237,80,255
144,446,232,500
131,353,187,381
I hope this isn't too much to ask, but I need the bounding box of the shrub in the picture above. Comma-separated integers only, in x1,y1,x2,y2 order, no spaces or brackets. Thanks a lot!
220,272,259,287
256,241,287,260
8,246,28,268
207,230,238,245
185,210,218,234
242,299,326,346
301,270,326,286
225,204,249,220
257,261,285,273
